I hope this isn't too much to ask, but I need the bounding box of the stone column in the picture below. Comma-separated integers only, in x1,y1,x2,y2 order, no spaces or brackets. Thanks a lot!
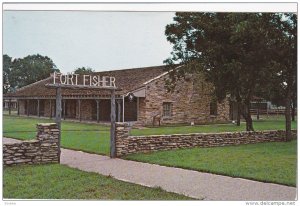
36,123,60,163
115,122,130,157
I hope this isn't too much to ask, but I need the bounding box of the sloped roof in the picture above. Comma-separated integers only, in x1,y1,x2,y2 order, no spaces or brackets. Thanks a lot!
4,65,170,98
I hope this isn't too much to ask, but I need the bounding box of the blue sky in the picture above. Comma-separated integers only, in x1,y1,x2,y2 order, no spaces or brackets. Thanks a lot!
3,11,175,73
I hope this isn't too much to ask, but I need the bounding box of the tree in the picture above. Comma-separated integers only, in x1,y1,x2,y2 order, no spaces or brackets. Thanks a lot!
262,13,297,141
8,54,59,90
3,54,12,94
73,67,94,74
164,13,280,131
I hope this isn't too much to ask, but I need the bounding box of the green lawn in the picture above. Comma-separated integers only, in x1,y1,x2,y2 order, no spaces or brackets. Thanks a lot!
125,140,297,186
3,164,192,200
3,115,111,155
131,116,297,136
3,115,296,155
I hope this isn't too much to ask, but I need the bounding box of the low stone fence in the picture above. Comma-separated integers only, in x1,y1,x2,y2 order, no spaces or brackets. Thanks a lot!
115,122,297,157
3,123,60,166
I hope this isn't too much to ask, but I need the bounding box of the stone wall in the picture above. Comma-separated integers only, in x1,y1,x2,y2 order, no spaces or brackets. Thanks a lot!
3,123,60,166
115,122,296,157
137,72,230,126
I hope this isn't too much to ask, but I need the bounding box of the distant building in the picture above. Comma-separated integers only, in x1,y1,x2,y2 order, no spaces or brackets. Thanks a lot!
4,65,231,126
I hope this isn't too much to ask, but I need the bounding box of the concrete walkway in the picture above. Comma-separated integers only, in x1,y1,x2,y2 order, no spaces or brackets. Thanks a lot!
3,137,297,200
60,148,297,201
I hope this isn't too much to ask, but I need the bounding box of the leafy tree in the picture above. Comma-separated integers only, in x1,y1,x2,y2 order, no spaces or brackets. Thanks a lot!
73,67,94,74
8,54,59,90
3,54,12,93
261,13,297,141
164,13,290,131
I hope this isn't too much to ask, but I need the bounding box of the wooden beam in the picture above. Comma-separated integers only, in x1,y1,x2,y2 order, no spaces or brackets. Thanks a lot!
27,100,29,116
17,100,20,116
78,99,81,122
110,89,116,158
96,100,100,123
63,99,66,120
45,83,121,91
37,99,40,117
122,95,125,122
8,99,11,115
117,100,121,122
50,99,52,119
55,87,62,164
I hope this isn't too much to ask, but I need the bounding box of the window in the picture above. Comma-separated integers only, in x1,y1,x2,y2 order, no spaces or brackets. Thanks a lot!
163,102,172,117
210,101,218,115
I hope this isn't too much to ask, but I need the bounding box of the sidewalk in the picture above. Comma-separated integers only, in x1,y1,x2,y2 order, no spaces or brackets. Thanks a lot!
60,148,297,201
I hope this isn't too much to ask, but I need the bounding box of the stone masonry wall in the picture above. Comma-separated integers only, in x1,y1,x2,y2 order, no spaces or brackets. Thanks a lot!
138,73,230,126
3,123,59,166
115,122,297,157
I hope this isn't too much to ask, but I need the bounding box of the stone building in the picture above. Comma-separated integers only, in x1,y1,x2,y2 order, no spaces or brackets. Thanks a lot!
4,65,230,126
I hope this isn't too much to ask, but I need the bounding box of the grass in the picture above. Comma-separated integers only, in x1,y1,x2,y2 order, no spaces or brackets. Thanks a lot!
3,115,111,155
3,115,296,155
124,140,297,186
3,164,193,200
131,116,297,136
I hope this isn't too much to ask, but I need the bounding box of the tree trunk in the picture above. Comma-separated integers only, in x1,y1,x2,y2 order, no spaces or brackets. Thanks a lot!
291,96,296,122
285,94,292,142
242,101,254,131
236,102,241,126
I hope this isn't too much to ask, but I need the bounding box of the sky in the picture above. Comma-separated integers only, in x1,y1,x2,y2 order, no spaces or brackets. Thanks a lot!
3,11,175,73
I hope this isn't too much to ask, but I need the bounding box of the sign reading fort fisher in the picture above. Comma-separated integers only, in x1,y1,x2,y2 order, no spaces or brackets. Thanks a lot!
46,71,118,158
52,72,116,88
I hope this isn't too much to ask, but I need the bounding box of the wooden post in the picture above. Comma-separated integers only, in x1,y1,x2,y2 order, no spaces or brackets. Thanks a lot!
78,99,81,122
37,99,40,117
63,99,66,120
50,99,52,119
96,99,100,123
122,95,125,122
17,100,20,116
110,89,116,158
27,100,29,116
8,99,11,115
55,87,62,163
117,100,121,122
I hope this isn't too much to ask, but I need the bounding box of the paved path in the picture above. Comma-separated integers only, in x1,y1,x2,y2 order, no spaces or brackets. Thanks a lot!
3,137,297,200
60,148,297,201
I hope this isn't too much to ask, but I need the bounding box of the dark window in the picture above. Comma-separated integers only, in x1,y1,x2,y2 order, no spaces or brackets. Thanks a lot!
163,102,172,117
210,101,218,115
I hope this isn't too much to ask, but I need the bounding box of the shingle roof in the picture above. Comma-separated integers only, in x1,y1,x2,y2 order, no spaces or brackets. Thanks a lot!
4,65,170,98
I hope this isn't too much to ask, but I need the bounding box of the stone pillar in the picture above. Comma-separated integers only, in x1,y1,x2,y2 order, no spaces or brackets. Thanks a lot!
36,123,60,163
115,122,130,157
